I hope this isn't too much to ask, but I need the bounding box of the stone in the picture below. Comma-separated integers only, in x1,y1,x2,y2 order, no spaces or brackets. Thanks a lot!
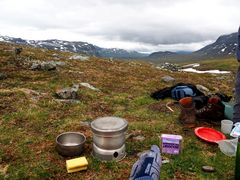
156,62,180,72
162,157,170,164
30,63,41,70
196,84,209,93
41,62,56,71
133,135,145,142
125,133,134,140
54,99,80,103
80,121,91,127
69,55,89,61
161,75,175,83
30,62,57,71
56,85,79,99
48,61,65,66
0,73,7,80
52,53,60,58
202,166,215,172
80,82,99,91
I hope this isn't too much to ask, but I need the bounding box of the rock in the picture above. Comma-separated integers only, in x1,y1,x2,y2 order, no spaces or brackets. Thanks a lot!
54,99,80,103
133,135,145,142
156,62,180,72
0,73,7,80
48,61,65,66
196,84,209,93
202,166,215,172
56,85,79,99
125,133,134,140
80,83,99,91
80,121,91,127
162,157,170,164
41,62,56,71
30,63,41,70
52,53,60,58
69,55,89,61
30,61,57,71
161,75,175,83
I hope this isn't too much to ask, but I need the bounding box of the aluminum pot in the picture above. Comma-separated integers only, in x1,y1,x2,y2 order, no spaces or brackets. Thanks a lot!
91,117,128,150
56,132,86,156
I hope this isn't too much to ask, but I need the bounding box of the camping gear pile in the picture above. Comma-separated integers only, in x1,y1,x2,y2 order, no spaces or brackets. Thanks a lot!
55,116,129,173
151,83,240,158
55,116,174,179
54,83,234,177
151,83,233,123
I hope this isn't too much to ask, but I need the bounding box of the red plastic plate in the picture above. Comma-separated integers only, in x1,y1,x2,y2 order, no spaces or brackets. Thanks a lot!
194,127,226,143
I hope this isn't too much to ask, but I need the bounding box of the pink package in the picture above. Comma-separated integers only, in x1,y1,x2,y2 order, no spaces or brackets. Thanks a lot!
161,134,183,154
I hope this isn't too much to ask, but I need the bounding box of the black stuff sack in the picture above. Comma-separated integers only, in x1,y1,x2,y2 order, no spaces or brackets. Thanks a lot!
151,83,205,100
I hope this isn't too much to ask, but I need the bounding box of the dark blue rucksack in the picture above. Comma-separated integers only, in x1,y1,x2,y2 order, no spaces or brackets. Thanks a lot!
171,86,196,100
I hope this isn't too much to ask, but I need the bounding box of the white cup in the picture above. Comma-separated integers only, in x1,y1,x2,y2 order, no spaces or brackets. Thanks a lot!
221,120,233,134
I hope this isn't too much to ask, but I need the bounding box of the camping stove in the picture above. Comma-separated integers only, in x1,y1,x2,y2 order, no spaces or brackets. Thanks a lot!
90,117,128,161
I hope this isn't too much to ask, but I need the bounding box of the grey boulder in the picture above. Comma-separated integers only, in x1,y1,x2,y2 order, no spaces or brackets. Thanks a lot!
55,85,79,99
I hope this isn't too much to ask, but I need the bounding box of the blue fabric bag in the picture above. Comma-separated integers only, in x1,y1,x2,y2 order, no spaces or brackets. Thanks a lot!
171,86,196,100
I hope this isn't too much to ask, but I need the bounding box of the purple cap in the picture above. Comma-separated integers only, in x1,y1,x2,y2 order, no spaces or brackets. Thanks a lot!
161,134,182,140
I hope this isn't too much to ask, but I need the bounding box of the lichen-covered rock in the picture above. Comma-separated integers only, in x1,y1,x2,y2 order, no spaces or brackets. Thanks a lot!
30,61,57,71
55,85,79,99
41,62,56,71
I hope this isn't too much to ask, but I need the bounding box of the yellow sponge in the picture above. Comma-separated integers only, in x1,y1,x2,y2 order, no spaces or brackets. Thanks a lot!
66,157,88,173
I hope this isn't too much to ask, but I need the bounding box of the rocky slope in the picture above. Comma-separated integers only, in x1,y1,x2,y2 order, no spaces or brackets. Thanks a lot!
148,32,238,62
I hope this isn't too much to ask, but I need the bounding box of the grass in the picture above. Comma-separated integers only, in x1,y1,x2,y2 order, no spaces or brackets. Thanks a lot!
0,41,238,179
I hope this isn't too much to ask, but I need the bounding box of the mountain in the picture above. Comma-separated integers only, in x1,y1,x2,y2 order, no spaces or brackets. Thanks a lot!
148,51,177,59
98,48,146,59
0,36,147,59
194,32,237,58
148,32,238,62
0,32,238,62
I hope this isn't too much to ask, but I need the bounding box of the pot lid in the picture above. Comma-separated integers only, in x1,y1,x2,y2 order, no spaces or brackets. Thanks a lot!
91,117,128,134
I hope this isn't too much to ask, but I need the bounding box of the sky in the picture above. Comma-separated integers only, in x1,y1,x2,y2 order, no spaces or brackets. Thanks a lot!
0,0,239,53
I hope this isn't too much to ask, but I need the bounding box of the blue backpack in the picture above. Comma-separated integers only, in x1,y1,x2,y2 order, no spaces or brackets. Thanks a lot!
171,86,196,100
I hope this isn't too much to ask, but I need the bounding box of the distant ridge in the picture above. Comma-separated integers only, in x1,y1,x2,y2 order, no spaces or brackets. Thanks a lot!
0,32,237,62
0,36,147,59
147,32,237,62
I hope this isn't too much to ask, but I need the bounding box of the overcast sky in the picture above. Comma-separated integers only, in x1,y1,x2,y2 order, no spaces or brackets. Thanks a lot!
0,0,239,53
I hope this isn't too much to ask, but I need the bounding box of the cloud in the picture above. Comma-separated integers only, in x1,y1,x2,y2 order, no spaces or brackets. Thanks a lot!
0,0,239,52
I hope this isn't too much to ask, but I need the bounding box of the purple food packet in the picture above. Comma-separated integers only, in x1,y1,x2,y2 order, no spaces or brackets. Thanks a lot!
161,134,183,154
